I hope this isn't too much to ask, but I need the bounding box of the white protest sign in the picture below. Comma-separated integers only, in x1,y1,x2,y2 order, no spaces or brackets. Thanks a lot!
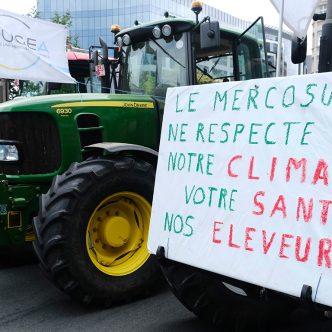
148,73,332,307
0,9,75,83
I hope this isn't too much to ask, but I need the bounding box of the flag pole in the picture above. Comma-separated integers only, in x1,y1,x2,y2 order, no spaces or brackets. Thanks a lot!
276,0,284,77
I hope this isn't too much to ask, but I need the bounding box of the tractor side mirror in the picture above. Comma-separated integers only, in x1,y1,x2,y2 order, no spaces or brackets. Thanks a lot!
200,20,220,51
92,50,99,67
291,35,307,64
99,37,111,93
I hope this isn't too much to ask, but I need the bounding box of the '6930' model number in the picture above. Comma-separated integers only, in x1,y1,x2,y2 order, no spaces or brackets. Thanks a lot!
56,108,72,116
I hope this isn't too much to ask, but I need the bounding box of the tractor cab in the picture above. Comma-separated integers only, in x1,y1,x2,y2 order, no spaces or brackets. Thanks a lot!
114,5,268,105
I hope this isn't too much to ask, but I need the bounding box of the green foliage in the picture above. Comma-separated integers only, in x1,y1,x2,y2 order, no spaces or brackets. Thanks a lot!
142,73,155,95
52,10,80,47
27,6,39,18
19,81,45,97
8,80,19,100
52,10,73,27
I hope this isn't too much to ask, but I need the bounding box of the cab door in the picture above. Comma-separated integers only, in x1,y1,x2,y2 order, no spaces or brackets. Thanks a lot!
236,17,269,80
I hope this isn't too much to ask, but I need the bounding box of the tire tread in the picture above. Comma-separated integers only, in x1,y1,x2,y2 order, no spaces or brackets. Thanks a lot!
33,156,159,306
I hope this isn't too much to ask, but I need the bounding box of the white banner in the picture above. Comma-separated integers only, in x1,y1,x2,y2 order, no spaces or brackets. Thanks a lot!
0,9,75,83
149,73,332,307
270,0,320,40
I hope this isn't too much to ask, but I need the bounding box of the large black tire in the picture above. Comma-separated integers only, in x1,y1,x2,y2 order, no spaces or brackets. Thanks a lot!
33,156,160,306
159,256,298,332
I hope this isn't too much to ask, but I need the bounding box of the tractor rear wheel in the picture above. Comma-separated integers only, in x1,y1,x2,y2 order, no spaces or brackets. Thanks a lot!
33,156,159,306
159,256,298,331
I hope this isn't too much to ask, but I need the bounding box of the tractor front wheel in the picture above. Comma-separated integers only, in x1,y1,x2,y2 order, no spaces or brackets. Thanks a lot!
33,157,159,306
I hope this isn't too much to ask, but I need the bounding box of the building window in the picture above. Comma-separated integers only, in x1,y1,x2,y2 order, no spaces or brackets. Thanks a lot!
317,4,327,14
317,30,322,47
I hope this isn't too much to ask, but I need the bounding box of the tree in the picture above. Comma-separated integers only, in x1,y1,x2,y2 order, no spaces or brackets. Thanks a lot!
8,80,19,100
27,6,39,18
52,10,79,47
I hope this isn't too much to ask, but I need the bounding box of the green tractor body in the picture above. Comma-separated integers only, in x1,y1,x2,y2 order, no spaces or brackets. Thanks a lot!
0,93,159,246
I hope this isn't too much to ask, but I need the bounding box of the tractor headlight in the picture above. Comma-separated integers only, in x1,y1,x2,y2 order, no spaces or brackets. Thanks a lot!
122,34,131,46
152,26,161,39
0,144,19,162
162,24,172,37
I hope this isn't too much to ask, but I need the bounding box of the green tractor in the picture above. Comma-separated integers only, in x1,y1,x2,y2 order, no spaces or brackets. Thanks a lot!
0,2,269,307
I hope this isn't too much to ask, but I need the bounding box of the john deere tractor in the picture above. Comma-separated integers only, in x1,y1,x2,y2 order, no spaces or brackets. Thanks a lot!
0,2,269,308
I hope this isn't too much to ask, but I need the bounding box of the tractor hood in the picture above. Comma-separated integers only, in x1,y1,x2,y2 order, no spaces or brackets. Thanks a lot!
0,93,156,113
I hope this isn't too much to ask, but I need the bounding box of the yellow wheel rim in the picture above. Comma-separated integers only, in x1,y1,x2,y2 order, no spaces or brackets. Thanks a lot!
86,191,151,276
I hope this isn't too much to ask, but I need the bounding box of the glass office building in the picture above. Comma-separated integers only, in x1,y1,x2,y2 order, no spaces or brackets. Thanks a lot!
37,0,250,50
37,0,294,75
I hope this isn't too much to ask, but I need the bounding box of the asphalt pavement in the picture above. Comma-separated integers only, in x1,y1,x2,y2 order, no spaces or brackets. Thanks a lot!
0,249,331,332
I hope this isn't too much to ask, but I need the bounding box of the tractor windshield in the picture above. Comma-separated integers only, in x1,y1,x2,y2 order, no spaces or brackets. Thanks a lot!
196,54,234,83
119,33,187,98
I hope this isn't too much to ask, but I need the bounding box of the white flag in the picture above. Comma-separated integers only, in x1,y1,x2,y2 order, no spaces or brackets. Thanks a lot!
0,9,75,83
270,0,320,40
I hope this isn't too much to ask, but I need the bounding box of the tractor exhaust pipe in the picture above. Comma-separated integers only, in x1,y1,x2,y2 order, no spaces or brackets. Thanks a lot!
318,0,332,72
99,37,111,93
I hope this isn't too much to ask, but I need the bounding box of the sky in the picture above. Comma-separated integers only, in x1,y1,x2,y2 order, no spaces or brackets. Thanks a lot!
0,0,37,14
204,0,281,27
0,0,281,26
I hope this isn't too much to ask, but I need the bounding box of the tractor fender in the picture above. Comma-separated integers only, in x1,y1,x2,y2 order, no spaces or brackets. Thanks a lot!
87,142,159,168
